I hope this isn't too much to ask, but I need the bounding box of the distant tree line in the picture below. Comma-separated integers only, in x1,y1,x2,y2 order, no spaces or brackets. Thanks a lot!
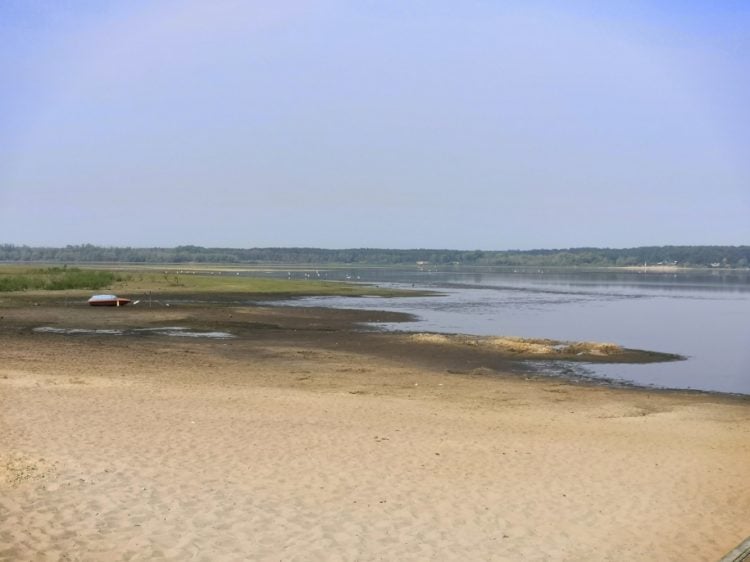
0,244,748,268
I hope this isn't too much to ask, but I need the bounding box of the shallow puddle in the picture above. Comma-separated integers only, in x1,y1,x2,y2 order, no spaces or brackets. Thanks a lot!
33,326,235,339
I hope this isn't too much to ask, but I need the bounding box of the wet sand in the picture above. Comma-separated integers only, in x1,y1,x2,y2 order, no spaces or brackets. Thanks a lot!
1,301,749,561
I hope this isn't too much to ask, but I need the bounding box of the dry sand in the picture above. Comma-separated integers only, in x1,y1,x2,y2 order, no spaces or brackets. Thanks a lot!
1,303,749,561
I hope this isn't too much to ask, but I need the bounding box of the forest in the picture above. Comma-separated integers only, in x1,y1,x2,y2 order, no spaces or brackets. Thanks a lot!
1,244,748,268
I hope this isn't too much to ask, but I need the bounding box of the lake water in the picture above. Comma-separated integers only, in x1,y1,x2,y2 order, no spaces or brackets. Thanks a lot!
255,267,750,395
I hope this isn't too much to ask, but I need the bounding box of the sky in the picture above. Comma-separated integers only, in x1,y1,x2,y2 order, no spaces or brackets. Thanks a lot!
1,0,748,250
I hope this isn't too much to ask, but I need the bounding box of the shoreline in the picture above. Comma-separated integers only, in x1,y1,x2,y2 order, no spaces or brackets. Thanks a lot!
0,293,716,395
0,292,743,397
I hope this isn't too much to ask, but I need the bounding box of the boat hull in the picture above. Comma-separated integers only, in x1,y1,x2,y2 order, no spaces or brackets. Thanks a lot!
88,296,131,307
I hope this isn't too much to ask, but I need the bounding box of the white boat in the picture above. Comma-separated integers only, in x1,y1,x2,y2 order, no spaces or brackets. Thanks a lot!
88,294,132,307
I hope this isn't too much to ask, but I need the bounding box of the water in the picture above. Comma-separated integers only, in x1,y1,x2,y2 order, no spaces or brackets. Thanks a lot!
34,326,235,339
257,267,750,395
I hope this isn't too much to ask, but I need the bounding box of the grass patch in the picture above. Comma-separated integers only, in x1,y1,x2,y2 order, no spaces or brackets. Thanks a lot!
115,270,422,297
0,267,123,292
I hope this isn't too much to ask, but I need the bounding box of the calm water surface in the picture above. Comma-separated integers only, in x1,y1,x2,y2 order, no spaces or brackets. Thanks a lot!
258,267,750,395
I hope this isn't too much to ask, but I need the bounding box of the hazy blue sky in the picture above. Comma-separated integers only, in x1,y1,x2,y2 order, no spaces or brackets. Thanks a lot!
1,1,748,249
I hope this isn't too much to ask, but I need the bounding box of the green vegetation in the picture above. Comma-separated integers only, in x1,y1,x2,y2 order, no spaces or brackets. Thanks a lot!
0,267,121,292
0,265,421,298
1,244,749,268
115,271,419,297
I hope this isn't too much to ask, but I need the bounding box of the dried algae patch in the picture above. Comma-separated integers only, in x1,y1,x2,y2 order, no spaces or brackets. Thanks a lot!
410,333,453,345
410,333,624,358
564,341,623,356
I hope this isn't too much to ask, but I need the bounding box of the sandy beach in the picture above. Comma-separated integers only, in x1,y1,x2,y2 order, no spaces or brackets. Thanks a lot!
1,302,749,561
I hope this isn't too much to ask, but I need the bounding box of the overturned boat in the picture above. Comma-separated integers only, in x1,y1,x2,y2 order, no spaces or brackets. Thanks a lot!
88,294,132,307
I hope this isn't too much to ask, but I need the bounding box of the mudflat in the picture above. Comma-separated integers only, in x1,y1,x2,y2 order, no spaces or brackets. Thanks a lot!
1,300,749,561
